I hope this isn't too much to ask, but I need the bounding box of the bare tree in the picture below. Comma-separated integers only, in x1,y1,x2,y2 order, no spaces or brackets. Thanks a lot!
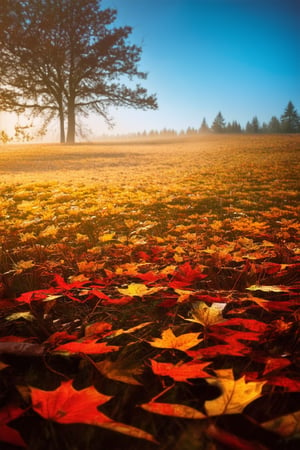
0,0,157,143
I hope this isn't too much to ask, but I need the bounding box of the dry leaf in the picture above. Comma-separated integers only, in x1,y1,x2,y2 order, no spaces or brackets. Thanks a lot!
148,328,202,351
118,283,162,297
205,368,266,415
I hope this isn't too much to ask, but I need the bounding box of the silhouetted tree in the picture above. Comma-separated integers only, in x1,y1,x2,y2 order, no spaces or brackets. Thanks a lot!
280,101,300,133
199,117,210,133
268,116,281,133
211,112,226,133
251,116,260,133
0,0,157,143
226,120,242,133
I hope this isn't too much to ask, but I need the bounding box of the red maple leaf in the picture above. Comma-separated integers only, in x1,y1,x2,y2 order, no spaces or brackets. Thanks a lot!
30,380,156,442
54,339,119,355
0,404,26,447
169,262,207,288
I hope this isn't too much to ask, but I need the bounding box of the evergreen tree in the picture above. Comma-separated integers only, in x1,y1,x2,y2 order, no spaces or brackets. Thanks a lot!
199,117,210,133
211,112,226,133
245,121,253,133
268,116,281,133
251,116,260,133
226,120,241,133
280,101,300,133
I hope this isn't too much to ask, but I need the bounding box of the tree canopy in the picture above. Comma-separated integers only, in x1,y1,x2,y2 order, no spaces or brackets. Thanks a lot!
0,0,158,143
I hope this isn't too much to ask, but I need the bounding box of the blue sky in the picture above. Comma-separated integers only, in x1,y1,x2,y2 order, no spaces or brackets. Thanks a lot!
0,0,299,138
95,0,300,135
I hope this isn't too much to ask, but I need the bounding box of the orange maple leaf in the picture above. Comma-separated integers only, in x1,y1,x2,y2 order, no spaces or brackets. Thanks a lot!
150,359,212,382
148,328,202,351
31,380,156,442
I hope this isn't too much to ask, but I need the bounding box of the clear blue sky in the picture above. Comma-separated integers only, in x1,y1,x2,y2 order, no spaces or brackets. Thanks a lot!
96,0,300,135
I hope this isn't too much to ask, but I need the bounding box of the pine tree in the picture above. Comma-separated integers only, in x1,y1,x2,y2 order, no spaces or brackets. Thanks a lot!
199,117,210,133
211,112,226,133
268,116,281,133
280,101,300,133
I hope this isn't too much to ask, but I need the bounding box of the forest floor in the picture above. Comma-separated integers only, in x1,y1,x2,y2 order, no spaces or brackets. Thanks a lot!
0,134,299,449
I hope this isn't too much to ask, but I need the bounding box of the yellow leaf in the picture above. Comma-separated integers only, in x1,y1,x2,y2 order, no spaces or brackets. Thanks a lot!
99,232,115,242
246,285,290,293
13,259,35,274
6,312,35,321
175,289,194,303
148,328,202,351
187,302,226,326
39,225,58,238
205,369,266,416
118,283,161,297
109,321,153,338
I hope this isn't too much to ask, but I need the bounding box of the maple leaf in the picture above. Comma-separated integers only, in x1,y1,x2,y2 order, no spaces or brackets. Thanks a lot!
262,357,291,375
118,282,162,297
53,339,119,355
45,331,79,347
140,401,206,419
185,301,226,327
96,358,143,385
84,321,113,337
0,404,26,447
150,359,212,382
174,288,194,303
148,328,202,351
169,262,207,289
30,380,156,442
204,369,266,416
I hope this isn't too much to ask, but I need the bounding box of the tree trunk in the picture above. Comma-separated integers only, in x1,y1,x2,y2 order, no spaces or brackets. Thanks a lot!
66,97,75,144
59,105,65,144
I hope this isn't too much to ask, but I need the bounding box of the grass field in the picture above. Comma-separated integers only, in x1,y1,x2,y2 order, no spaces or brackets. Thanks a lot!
0,134,300,449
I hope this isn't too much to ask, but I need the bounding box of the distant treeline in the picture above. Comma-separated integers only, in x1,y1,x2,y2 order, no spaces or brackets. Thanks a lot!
116,101,300,139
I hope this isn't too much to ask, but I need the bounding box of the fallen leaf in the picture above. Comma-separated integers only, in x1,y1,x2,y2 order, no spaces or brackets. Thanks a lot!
118,283,161,297
108,321,153,338
150,359,212,382
140,401,206,419
246,285,290,293
174,289,194,303
148,328,202,352
84,322,113,337
186,301,226,326
6,311,35,321
96,358,143,385
0,404,26,447
205,368,266,415
53,339,119,355
31,380,156,442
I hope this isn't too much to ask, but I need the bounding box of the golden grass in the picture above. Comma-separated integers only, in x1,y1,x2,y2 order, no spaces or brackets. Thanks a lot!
1,134,299,186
